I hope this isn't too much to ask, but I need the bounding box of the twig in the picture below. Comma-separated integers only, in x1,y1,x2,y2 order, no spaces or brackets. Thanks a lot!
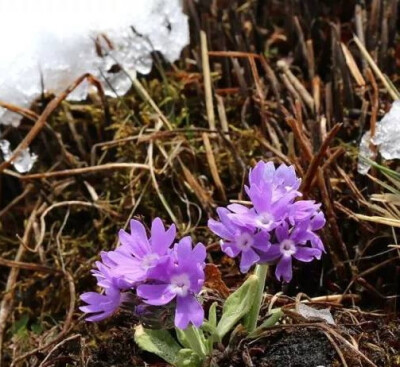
20,163,149,180
353,35,400,100
0,200,42,361
200,30,216,131
0,184,33,218
301,123,342,195
38,334,81,367
0,73,107,174
202,132,226,201
36,201,121,252
277,60,315,110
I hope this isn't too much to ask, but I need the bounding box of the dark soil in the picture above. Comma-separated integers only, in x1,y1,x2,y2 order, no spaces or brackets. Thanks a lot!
217,328,337,367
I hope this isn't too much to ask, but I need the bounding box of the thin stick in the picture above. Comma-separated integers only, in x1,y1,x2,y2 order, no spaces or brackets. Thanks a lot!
301,123,342,194
0,101,39,121
0,184,33,218
353,35,399,100
0,73,107,173
202,132,226,201
200,30,216,131
215,95,230,140
20,163,149,180
0,201,41,361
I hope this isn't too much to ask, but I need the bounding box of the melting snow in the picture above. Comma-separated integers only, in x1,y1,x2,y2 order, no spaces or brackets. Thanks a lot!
358,101,400,174
0,140,38,173
0,0,189,127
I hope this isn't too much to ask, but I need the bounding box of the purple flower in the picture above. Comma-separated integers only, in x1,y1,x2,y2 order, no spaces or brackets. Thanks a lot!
249,161,301,201
108,218,176,283
208,207,271,272
287,200,321,225
137,237,206,329
207,161,326,282
260,222,322,282
80,287,122,322
80,252,131,321
229,184,296,232
91,252,132,290
298,211,326,252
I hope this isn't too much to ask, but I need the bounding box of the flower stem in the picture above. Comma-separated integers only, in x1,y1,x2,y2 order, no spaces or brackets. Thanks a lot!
244,264,268,333
181,325,207,358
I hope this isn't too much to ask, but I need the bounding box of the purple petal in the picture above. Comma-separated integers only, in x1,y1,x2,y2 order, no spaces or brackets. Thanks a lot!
259,245,281,263
208,218,234,240
112,264,147,283
151,218,176,255
80,288,121,322
275,164,300,189
192,243,207,264
175,295,204,329
311,212,326,230
226,203,251,214
252,231,271,253
176,237,193,263
118,228,149,259
275,255,292,282
100,251,117,267
275,222,289,242
80,291,104,304
239,248,260,273
271,194,296,219
290,222,310,243
309,234,325,252
146,257,172,282
137,284,175,306
248,161,265,187
294,246,322,262
228,211,258,229
247,185,272,213
221,241,241,258
130,219,151,252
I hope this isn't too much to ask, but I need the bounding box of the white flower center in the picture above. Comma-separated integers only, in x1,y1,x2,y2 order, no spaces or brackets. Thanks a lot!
256,212,274,229
280,239,296,256
141,253,159,270
170,273,190,297
236,232,254,251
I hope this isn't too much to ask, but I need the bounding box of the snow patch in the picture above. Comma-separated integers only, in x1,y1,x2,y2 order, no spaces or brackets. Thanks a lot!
0,0,189,126
358,101,400,174
0,140,38,173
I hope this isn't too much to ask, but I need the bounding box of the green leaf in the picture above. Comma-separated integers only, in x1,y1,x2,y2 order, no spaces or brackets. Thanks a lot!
11,314,29,336
30,321,43,335
248,309,284,339
176,328,191,349
134,325,181,365
208,302,217,329
202,302,220,353
175,349,202,367
216,274,259,339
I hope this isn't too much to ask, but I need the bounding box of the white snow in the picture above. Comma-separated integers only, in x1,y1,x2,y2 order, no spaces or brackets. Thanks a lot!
357,131,374,175
0,140,37,173
358,101,400,174
0,0,189,127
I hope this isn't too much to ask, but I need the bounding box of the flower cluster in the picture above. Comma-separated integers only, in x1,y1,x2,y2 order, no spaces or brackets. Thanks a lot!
80,218,206,329
208,161,325,282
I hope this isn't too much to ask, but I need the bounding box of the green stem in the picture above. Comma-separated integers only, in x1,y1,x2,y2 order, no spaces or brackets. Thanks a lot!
244,264,268,333
181,325,207,358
